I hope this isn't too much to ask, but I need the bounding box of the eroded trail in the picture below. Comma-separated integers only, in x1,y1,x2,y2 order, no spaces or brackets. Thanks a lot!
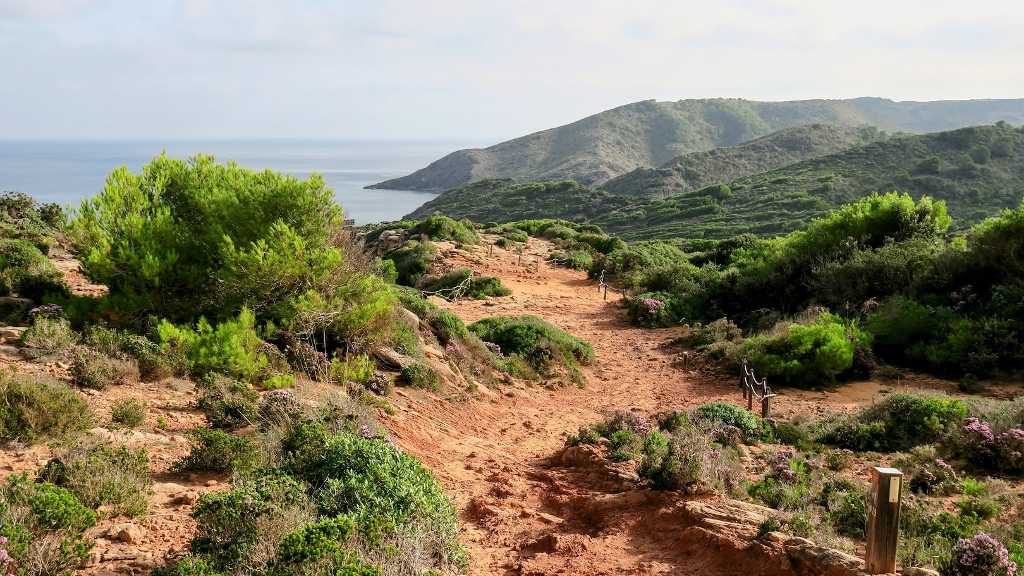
383,238,740,575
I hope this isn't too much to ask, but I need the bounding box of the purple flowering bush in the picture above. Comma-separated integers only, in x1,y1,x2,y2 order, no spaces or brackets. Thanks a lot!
943,533,1018,576
0,536,13,576
626,292,676,327
949,417,1024,476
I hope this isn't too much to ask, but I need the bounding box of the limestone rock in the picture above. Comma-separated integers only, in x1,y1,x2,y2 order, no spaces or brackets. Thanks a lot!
105,523,143,544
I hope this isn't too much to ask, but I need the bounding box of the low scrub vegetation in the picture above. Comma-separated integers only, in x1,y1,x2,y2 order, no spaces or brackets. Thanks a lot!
419,268,511,300
39,439,151,517
0,373,93,443
469,315,594,384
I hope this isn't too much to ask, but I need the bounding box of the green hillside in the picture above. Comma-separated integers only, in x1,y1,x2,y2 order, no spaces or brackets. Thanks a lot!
408,124,1024,241
372,97,1024,191
601,124,886,198
601,123,1024,240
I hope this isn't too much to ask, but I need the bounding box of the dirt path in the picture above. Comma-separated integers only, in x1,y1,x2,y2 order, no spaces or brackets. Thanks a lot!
382,237,894,575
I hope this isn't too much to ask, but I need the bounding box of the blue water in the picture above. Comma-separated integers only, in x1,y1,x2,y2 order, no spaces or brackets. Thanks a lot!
0,140,479,224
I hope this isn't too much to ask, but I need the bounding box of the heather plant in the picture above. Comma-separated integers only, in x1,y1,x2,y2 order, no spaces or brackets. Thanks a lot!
0,475,96,576
38,439,151,517
409,215,479,244
196,374,260,430
19,317,77,359
822,393,966,452
693,401,766,441
70,347,139,390
640,417,744,495
0,373,93,443
110,397,147,428
398,363,440,390
174,428,260,473
942,533,1018,576
897,446,961,495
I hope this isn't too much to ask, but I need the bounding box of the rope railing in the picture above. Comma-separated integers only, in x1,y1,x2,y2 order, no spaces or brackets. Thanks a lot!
740,357,775,419
419,269,475,301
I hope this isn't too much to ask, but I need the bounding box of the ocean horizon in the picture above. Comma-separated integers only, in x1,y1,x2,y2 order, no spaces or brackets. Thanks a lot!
0,139,484,224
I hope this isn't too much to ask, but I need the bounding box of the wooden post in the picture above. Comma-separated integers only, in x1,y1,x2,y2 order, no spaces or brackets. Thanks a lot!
489,243,493,256
747,380,754,411
761,394,771,419
603,284,608,300
865,467,903,574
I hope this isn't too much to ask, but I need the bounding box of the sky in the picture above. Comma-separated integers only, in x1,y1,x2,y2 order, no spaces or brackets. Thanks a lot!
2,0,1022,141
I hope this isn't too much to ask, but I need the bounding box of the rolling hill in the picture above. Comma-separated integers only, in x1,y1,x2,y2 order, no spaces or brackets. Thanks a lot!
372,97,1024,191
406,123,1024,241
600,124,887,198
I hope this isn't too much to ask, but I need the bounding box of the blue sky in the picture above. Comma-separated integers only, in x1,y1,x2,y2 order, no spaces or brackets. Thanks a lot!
2,0,1022,141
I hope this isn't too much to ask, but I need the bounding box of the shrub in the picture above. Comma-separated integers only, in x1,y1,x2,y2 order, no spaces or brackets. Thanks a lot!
694,402,764,441
737,313,870,388
0,238,69,302
196,374,259,430
281,423,463,562
607,429,642,462
419,268,510,300
399,363,441,390
0,475,95,576
38,440,151,517
386,240,437,286
190,470,311,573
942,533,1018,576
897,446,960,496
468,315,594,383
269,517,378,576
19,317,77,359
84,326,181,381
157,308,288,387
0,373,93,443
626,293,675,328
330,354,375,386
67,155,346,324
70,347,139,389
153,556,224,576
823,393,967,452
410,215,479,244
174,428,260,473
110,397,147,428
640,419,743,494
828,489,869,539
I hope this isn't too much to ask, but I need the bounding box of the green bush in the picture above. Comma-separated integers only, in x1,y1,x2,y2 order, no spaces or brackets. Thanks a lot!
385,240,437,286
281,422,462,562
410,215,479,244
38,440,151,517
823,393,967,452
694,402,765,440
84,326,182,381
110,397,147,428
70,347,139,389
197,374,260,430
0,475,95,575
19,317,78,359
737,313,871,388
153,556,224,576
419,268,510,299
551,250,593,271
174,428,260,473
330,354,375,386
67,155,347,324
190,470,311,572
0,373,93,443
399,363,441,390
269,517,378,576
468,315,594,383
639,420,743,494
0,238,69,301
157,308,274,385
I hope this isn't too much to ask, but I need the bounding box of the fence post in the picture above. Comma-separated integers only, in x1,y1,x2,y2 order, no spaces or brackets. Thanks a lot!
761,394,771,419
747,379,754,411
603,283,608,300
489,243,493,256
865,467,903,574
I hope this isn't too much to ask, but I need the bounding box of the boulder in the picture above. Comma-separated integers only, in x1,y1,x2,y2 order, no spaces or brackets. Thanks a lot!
105,523,143,544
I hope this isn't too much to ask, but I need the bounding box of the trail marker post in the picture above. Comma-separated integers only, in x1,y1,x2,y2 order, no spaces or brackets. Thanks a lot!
865,467,903,574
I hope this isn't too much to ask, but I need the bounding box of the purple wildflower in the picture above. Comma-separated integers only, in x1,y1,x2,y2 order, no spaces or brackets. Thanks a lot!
947,533,1017,576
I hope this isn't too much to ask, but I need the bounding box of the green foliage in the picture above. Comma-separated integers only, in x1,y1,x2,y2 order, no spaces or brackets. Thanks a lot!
468,315,594,383
737,313,870,388
0,475,95,575
330,354,375,385
694,402,764,439
157,308,274,385
174,428,260,473
70,347,139,390
0,238,69,302
399,363,440,390
110,397,147,428
0,373,93,443
823,393,967,452
196,374,260,430
281,423,463,562
84,326,181,381
19,317,78,359
419,268,511,299
639,419,743,494
153,556,224,576
67,155,346,324
410,215,479,244
269,517,379,576
190,470,310,572
550,249,593,271
38,440,151,517
385,240,437,286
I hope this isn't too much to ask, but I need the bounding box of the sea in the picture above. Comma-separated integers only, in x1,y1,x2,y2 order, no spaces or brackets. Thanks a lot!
0,139,482,224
